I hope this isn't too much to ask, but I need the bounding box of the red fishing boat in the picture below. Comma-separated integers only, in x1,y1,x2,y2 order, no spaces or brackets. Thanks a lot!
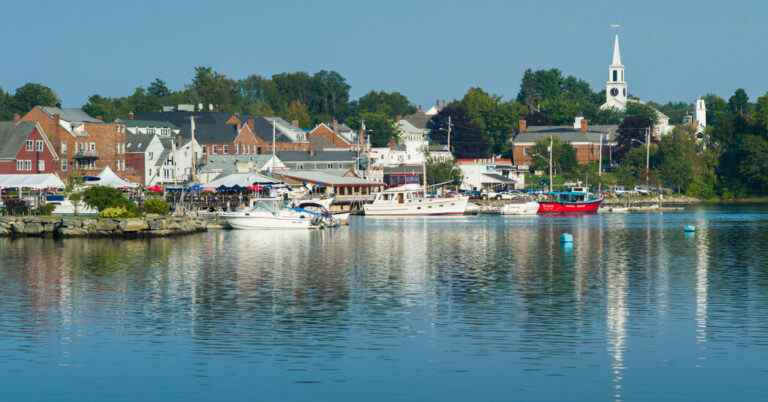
537,191,603,214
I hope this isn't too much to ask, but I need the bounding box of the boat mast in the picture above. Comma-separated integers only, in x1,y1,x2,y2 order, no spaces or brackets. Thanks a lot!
271,119,276,175
548,136,553,193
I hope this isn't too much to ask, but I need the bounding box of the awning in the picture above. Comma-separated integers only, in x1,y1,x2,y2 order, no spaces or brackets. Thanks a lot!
0,174,66,190
94,166,139,189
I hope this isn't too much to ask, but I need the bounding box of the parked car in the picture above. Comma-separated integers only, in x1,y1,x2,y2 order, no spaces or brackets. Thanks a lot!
462,190,482,199
610,186,629,197
634,186,652,196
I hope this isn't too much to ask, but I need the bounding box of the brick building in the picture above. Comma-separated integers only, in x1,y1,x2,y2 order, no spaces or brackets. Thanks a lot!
0,120,59,174
512,118,617,166
21,107,127,179
306,123,353,150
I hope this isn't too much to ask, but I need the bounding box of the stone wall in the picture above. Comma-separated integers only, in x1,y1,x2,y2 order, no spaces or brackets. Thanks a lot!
0,216,207,238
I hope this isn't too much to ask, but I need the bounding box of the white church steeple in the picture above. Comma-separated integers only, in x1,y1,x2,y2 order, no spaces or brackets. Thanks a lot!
602,34,628,111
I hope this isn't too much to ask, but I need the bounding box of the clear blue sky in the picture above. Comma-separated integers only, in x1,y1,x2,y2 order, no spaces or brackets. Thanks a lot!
2,0,766,108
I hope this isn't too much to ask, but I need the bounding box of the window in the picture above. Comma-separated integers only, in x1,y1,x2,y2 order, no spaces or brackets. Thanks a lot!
61,159,68,171
235,144,240,154
222,145,228,154
89,143,96,151
26,140,33,151
148,152,154,160
16,160,32,171
38,160,45,171
612,70,618,82
61,143,67,154
36,140,44,152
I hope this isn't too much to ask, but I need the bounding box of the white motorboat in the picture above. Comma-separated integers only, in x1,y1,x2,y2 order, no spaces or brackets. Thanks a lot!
500,201,540,215
46,195,98,215
363,184,468,216
223,199,320,230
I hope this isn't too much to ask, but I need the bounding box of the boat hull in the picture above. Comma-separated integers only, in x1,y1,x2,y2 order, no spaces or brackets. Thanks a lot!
537,198,603,214
501,201,540,215
363,196,469,216
224,212,316,230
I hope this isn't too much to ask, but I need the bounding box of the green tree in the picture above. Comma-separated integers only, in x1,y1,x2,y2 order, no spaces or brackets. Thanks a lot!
148,78,171,98
285,100,311,128
82,186,139,215
190,66,237,111
430,103,490,158
736,134,768,194
728,88,749,115
529,137,577,176
346,112,397,147
0,87,12,120
352,90,416,119
310,70,351,119
425,158,462,186
12,83,61,114
82,95,118,122
657,128,697,193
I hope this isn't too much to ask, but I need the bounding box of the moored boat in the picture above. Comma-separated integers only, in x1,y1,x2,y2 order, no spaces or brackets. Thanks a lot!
537,191,603,214
363,184,468,216
223,199,322,230
501,201,540,215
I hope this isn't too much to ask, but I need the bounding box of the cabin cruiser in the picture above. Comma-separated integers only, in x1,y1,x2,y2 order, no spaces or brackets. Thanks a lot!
537,190,603,214
500,201,540,215
363,184,468,216
223,198,339,230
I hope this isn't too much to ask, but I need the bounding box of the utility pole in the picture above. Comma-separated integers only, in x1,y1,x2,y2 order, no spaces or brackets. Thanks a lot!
598,131,603,177
269,120,277,173
548,136,553,193
447,115,452,153
645,127,650,184
190,116,197,182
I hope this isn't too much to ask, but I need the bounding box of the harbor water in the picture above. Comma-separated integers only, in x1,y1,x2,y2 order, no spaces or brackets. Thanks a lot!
1,205,768,401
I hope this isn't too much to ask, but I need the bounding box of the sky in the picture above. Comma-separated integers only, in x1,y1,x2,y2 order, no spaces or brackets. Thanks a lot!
2,0,766,109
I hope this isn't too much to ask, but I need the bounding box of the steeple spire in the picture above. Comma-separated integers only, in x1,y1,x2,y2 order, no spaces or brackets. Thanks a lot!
612,34,622,66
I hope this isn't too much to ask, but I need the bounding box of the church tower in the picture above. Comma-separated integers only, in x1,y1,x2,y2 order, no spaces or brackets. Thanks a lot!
601,35,628,111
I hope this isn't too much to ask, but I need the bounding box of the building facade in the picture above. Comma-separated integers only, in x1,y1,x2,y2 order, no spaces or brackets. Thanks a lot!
0,121,59,174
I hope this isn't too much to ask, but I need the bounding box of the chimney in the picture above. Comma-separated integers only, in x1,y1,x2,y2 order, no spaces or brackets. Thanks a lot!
128,111,135,120
247,117,255,130
53,113,60,128
580,118,588,133
13,113,20,122
291,119,299,128
518,119,527,133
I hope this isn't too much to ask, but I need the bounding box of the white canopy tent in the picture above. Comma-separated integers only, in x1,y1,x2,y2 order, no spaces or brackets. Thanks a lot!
203,172,281,190
0,174,66,190
94,166,139,189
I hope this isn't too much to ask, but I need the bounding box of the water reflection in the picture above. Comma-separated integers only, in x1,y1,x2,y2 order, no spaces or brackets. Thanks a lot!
1,207,768,401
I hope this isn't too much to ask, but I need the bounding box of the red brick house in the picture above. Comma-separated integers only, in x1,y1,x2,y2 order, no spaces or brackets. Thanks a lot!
306,123,353,150
21,107,127,179
0,120,59,174
512,118,617,166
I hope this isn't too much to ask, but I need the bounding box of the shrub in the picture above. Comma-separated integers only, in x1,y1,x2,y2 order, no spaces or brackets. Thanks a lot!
142,199,170,215
99,207,136,219
34,203,56,216
83,186,139,215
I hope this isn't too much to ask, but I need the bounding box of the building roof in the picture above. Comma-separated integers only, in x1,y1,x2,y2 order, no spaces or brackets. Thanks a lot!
279,170,382,186
0,121,36,159
382,164,424,175
125,133,155,153
201,154,277,176
135,111,234,144
514,125,618,144
250,116,297,143
277,150,357,163
402,111,432,130
122,119,179,129
40,107,103,123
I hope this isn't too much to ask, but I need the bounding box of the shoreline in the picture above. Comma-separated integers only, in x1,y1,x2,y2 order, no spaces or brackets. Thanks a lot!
0,215,207,238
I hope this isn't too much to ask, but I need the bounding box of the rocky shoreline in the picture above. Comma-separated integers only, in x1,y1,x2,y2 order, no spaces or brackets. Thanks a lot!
0,216,207,238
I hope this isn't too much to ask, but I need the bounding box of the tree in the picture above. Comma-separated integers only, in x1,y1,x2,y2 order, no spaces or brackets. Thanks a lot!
0,87,12,120
310,70,351,119
430,103,491,158
649,101,693,125
285,100,311,128
82,95,118,122
11,83,60,114
352,90,416,119
147,78,171,99
190,66,237,111
736,134,768,194
529,137,577,176
728,88,749,115
82,186,139,214
657,128,697,193
346,112,396,147
425,158,462,186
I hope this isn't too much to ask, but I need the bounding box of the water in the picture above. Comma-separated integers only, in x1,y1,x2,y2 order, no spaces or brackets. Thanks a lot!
2,206,768,402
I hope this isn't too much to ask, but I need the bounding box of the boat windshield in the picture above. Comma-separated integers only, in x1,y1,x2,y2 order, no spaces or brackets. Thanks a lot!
252,199,284,214
549,191,589,203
